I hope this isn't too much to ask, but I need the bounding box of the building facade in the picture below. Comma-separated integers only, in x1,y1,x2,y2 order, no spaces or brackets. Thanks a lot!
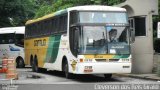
116,0,158,73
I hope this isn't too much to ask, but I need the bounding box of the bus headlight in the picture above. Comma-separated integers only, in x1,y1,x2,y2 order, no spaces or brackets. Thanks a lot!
79,58,84,63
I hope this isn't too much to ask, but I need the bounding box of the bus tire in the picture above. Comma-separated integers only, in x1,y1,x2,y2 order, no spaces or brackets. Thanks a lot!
64,61,73,79
32,57,39,72
104,74,112,80
16,57,25,68
30,55,33,66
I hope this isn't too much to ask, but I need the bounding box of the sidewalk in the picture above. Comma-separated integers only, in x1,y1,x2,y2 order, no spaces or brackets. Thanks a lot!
115,73,160,81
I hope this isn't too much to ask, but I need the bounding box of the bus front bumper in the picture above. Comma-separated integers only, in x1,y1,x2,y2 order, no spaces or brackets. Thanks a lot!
73,62,131,74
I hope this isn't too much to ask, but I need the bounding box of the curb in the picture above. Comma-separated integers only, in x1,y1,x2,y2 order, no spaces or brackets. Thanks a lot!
114,74,160,81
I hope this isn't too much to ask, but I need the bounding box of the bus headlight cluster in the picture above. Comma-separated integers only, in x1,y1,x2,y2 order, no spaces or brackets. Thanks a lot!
122,59,130,62
79,59,84,62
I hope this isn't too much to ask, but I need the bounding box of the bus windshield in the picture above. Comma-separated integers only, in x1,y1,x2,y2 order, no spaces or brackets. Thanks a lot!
79,11,128,24
79,26,130,54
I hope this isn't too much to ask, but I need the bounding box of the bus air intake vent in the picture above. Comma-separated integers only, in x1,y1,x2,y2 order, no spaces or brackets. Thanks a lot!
95,59,108,62
109,59,119,62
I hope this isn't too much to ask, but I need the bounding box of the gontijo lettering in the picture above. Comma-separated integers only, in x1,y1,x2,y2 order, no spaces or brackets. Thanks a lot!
34,39,46,46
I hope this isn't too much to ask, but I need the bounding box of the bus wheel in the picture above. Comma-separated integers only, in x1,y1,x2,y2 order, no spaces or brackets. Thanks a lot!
32,57,39,72
30,55,33,66
104,74,112,80
64,61,73,79
16,57,25,68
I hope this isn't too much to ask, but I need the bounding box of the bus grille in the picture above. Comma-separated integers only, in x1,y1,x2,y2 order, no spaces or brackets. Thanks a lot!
95,59,119,62
95,59,109,62
109,59,119,62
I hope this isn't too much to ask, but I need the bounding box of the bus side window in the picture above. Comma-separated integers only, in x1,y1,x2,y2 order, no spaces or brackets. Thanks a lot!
70,11,78,26
52,18,56,34
15,34,24,47
9,39,14,43
2,40,5,44
0,34,4,44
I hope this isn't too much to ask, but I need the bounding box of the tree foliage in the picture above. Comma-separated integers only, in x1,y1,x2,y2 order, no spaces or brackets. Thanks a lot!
34,0,106,18
0,0,36,27
0,0,127,26
0,0,159,27
34,0,127,18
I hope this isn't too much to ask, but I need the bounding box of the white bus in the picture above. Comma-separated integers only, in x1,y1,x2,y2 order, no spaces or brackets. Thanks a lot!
25,5,134,79
0,26,25,68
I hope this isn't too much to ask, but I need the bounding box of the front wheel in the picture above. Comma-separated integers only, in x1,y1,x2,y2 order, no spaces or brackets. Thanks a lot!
64,61,73,79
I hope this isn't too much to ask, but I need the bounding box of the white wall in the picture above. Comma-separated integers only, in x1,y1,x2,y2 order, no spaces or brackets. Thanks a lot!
116,0,158,73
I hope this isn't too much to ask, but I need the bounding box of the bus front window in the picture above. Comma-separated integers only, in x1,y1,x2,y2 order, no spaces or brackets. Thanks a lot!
79,26,130,55
80,26,107,54
107,26,130,54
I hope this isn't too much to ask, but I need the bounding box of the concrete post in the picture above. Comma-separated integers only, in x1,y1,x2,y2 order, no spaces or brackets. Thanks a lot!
116,0,158,73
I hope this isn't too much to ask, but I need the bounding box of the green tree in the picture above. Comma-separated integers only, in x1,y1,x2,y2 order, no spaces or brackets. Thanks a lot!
0,0,36,27
34,0,55,18
34,0,103,18
34,0,128,18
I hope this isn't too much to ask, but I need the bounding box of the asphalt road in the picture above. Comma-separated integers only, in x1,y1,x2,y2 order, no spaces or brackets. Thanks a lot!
0,68,160,90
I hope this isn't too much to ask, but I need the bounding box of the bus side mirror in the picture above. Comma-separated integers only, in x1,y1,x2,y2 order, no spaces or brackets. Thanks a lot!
130,28,135,43
74,28,80,53
71,26,80,56
129,18,135,43
74,42,79,53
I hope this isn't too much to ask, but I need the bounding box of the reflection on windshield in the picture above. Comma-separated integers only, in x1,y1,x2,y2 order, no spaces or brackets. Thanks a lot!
79,26,130,54
106,26,128,43
80,26,107,54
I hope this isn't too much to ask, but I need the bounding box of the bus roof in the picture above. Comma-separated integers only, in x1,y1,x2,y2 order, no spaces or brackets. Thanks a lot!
0,26,25,34
67,5,126,12
25,9,67,25
26,5,126,25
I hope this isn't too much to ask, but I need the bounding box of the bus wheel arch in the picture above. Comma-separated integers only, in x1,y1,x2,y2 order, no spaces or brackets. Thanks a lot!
62,56,73,79
62,56,67,72
16,56,25,68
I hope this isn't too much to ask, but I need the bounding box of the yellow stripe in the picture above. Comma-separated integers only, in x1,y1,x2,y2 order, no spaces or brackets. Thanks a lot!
25,13,54,25
84,55,114,59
